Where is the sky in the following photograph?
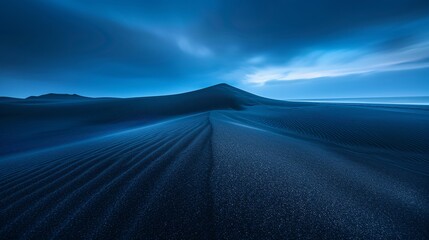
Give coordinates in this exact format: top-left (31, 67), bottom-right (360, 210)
top-left (1, 0), bottom-right (429, 99)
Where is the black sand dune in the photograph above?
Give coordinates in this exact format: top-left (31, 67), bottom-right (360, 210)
top-left (0, 84), bottom-right (428, 239)
top-left (0, 84), bottom-right (279, 156)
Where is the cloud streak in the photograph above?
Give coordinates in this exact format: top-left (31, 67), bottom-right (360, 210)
top-left (244, 40), bottom-right (429, 85)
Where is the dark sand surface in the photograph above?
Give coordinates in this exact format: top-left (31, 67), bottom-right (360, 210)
top-left (0, 84), bottom-right (428, 239)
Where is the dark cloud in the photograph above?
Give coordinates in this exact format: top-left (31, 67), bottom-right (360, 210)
top-left (0, 0), bottom-right (202, 79)
top-left (192, 0), bottom-right (429, 52)
top-left (57, 0), bottom-right (217, 22)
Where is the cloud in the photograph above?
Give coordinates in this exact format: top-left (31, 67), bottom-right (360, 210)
top-left (177, 37), bottom-right (212, 57)
top-left (242, 40), bottom-right (429, 85)
top-left (0, 0), bottom-right (203, 80)
top-left (246, 56), bottom-right (266, 64)
top-left (191, 0), bottom-right (429, 54)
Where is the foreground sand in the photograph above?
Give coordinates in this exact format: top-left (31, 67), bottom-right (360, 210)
top-left (0, 85), bottom-right (428, 239)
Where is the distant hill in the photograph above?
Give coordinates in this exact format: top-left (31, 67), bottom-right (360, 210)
top-left (26, 93), bottom-right (90, 100)
top-left (0, 97), bottom-right (19, 102)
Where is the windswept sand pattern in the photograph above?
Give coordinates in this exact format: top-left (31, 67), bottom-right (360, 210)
top-left (0, 114), bottom-right (216, 239)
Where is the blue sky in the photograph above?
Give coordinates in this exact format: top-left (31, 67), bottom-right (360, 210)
top-left (1, 0), bottom-right (429, 99)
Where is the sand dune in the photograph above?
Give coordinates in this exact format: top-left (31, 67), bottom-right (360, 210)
top-left (0, 84), bottom-right (279, 156)
top-left (0, 85), bottom-right (428, 239)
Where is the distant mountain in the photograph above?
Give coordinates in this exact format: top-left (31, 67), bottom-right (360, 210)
top-left (26, 93), bottom-right (90, 100)
top-left (0, 97), bottom-right (19, 102)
